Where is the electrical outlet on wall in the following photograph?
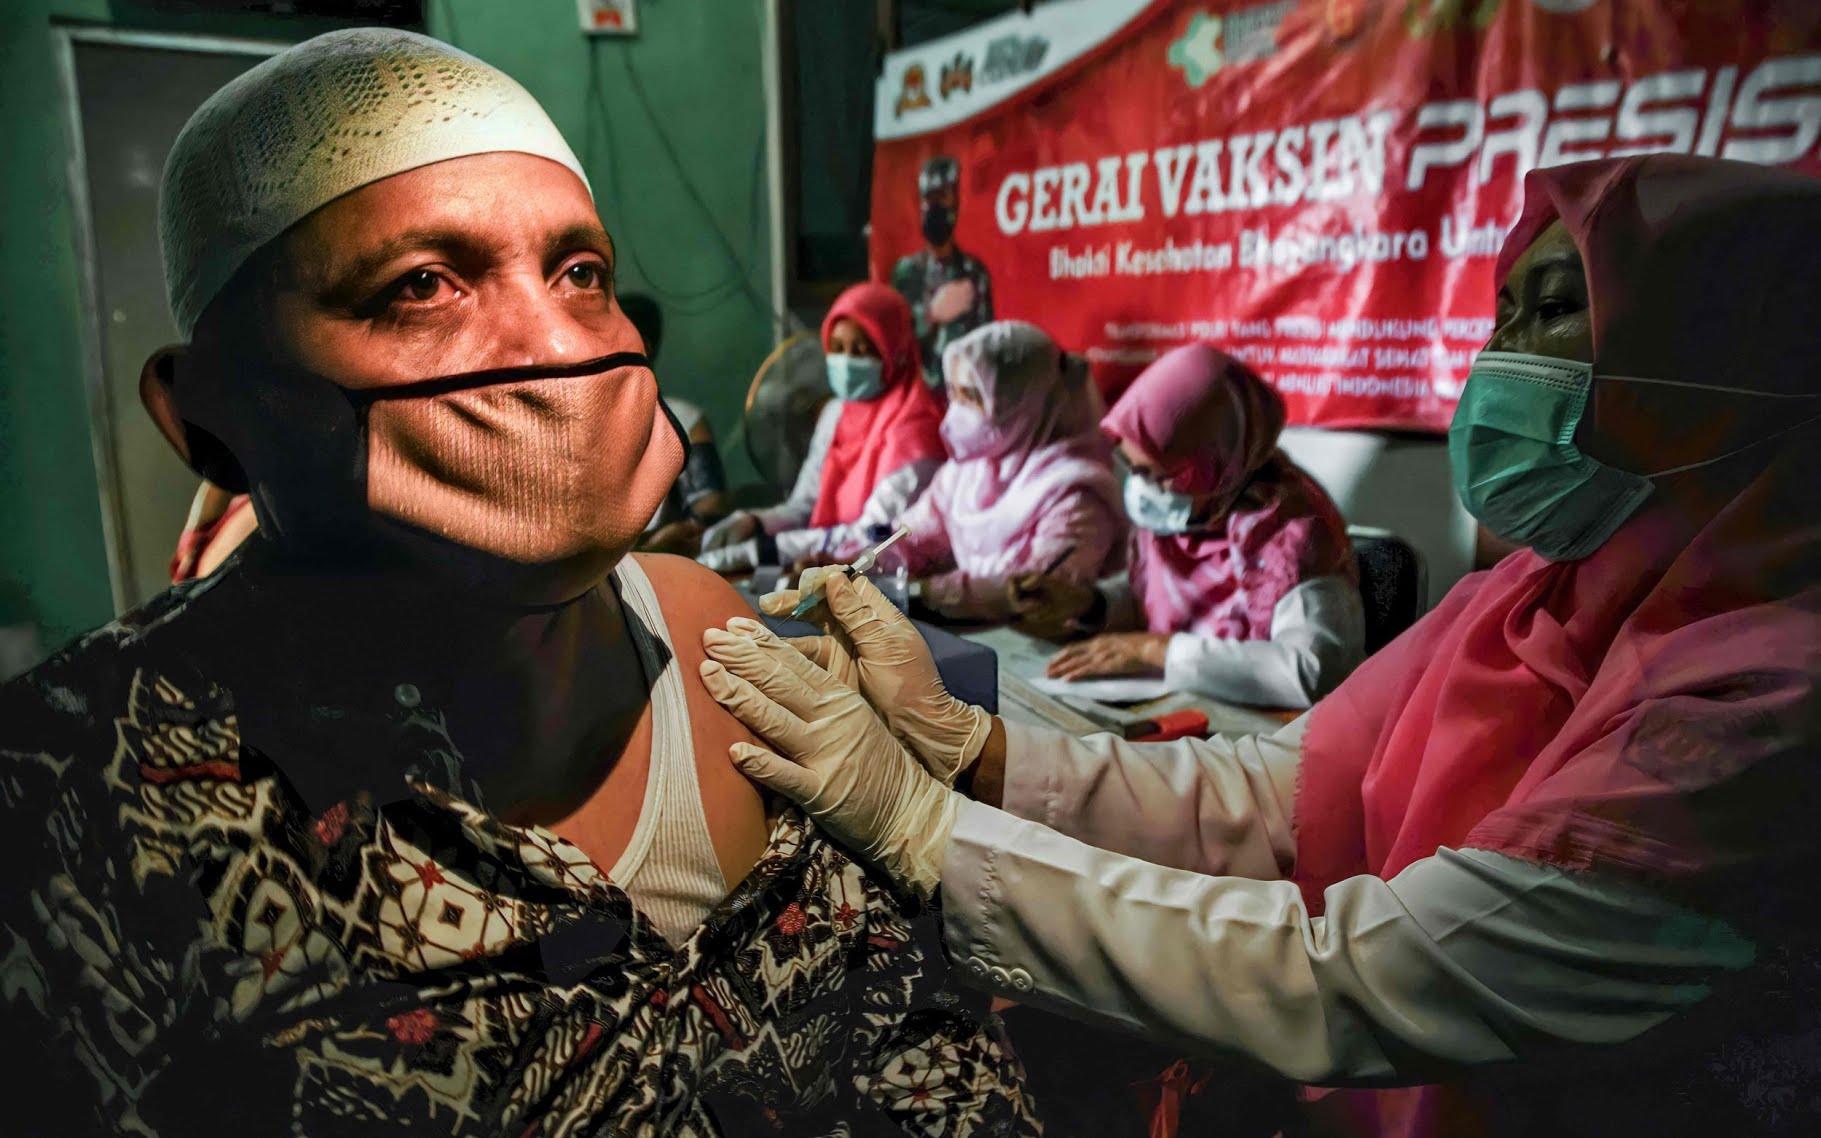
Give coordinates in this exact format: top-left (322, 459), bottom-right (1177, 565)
top-left (578, 0), bottom-right (637, 35)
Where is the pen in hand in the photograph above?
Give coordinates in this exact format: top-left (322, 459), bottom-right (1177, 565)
top-left (1013, 544), bottom-right (1078, 602)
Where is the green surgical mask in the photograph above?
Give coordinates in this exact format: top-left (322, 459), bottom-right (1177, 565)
top-left (1451, 351), bottom-right (1821, 562)
top-left (826, 353), bottom-right (885, 401)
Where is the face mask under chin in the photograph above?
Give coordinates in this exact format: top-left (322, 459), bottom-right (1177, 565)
top-left (224, 351), bottom-right (685, 604)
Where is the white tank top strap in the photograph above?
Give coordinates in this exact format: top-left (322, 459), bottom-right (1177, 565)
top-left (605, 557), bottom-right (727, 946)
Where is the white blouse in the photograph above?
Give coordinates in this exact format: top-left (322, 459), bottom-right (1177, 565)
top-left (702, 401), bottom-right (940, 572)
top-left (1099, 573), bottom-right (1365, 709)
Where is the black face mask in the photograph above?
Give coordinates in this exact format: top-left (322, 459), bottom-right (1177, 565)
top-left (341, 351), bottom-right (650, 409)
top-left (211, 350), bottom-right (687, 569)
top-left (921, 202), bottom-right (958, 247)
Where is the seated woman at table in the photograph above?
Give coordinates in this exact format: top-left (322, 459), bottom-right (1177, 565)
top-left (1011, 343), bottom-right (1363, 709)
top-left (698, 282), bottom-right (945, 574)
top-left (836, 320), bottom-right (1124, 621)
top-left (619, 292), bottom-right (735, 556)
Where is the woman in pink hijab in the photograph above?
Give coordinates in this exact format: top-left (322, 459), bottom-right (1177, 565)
top-left (863, 321), bottom-right (1123, 620)
top-left (1014, 343), bottom-right (1361, 708)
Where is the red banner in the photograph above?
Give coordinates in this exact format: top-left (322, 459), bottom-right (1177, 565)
top-left (871, 0), bottom-right (1821, 432)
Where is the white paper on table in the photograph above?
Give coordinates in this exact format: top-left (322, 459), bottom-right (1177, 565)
top-left (1029, 675), bottom-right (1174, 705)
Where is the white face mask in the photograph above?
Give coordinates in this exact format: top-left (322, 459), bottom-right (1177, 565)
top-left (1123, 472), bottom-right (1196, 534)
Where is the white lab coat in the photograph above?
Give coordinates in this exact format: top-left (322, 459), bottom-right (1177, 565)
top-left (940, 719), bottom-right (1754, 1085)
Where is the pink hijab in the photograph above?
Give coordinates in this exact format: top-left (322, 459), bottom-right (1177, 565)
top-left (811, 283), bottom-right (946, 529)
top-left (1293, 156), bottom-right (1821, 1137)
top-left (1102, 344), bottom-right (1352, 640)
top-left (890, 321), bottom-right (1120, 580)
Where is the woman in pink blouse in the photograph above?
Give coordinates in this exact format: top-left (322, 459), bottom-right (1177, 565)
top-left (867, 321), bottom-right (1124, 621)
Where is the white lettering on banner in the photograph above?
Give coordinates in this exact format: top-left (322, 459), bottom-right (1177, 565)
top-left (1049, 244), bottom-right (1110, 279)
top-left (1609, 70), bottom-right (1704, 156)
top-left (1238, 224), bottom-right (1428, 272)
top-left (1114, 237), bottom-right (1234, 275)
top-left (1029, 167), bottom-right (1060, 232)
top-left (996, 110), bottom-right (1398, 235)
top-left (1443, 317), bottom-right (1496, 341)
top-left (1724, 55), bottom-right (1821, 163)
top-left (1405, 56), bottom-right (1821, 190)
top-left (1327, 317), bottom-right (1442, 340)
top-left (995, 55), bottom-right (1821, 239)
top-left (1539, 80), bottom-right (1622, 169)
top-left (1439, 215), bottom-right (1503, 257)
top-left (995, 172), bottom-right (1030, 233)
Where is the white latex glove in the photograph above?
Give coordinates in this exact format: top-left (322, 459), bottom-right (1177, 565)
top-left (700, 510), bottom-right (759, 553)
top-left (697, 536), bottom-right (760, 575)
top-left (757, 572), bottom-right (991, 784)
top-left (700, 620), bottom-right (957, 898)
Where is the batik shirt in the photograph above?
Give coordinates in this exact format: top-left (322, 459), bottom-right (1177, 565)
top-left (0, 577), bottom-right (1040, 1138)
top-left (890, 248), bottom-right (994, 387)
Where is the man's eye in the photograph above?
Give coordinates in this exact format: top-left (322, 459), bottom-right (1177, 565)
top-left (397, 269), bottom-right (447, 303)
top-left (564, 262), bottom-right (607, 290)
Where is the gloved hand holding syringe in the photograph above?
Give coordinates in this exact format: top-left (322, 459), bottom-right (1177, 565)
top-left (789, 524), bottom-right (912, 620)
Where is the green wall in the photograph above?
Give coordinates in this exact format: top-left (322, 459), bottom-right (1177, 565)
top-left (0, 0), bottom-right (775, 654)
top-left (426, 0), bottom-right (776, 486)
top-left (0, 0), bottom-right (116, 650)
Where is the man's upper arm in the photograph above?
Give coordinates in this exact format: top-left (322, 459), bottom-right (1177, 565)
top-left (634, 555), bottom-right (774, 864)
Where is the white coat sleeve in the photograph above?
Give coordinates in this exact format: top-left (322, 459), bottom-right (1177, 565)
top-left (941, 818), bottom-right (1753, 1086)
top-left (996, 717), bottom-right (1304, 880)
top-left (1161, 575), bottom-right (1366, 709)
top-left (771, 456), bottom-right (942, 566)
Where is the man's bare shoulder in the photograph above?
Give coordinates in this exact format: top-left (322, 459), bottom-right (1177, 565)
top-left (630, 553), bottom-right (752, 630)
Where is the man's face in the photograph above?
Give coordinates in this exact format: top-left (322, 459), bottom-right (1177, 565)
top-left (271, 151), bottom-right (630, 393)
top-left (181, 152), bottom-right (681, 598)
top-left (919, 183), bottom-right (959, 250)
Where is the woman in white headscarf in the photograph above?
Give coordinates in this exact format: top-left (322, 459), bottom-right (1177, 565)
top-left (848, 320), bottom-right (1122, 621)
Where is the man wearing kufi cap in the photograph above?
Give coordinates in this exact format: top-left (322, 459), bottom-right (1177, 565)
top-left (0, 29), bottom-right (1036, 1138)
top-left (890, 154), bottom-right (995, 387)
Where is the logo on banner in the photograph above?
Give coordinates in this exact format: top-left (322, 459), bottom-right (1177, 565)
top-left (1403, 0), bottom-right (1500, 34)
top-left (1327, 0), bottom-right (1369, 41)
top-left (895, 64), bottom-right (933, 117)
top-left (941, 53), bottom-right (975, 99)
top-left (1168, 3), bottom-right (1292, 88)
top-left (982, 34), bottom-right (1049, 84)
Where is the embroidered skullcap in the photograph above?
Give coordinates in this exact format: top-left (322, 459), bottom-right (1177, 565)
top-left (160, 27), bottom-right (589, 337)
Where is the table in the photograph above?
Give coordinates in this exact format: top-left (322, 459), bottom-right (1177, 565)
top-left (731, 574), bottom-right (1292, 740)
top-left (959, 625), bottom-right (1293, 739)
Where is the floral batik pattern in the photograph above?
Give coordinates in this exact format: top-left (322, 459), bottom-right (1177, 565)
top-left (0, 586), bottom-right (1040, 1138)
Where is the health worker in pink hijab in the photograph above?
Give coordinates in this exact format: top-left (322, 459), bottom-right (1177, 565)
top-left (856, 321), bottom-right (1123, 621)
top-left (1014, 343), bottom-right (1362, 709)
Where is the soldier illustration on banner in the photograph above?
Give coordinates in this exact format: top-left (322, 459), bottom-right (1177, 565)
top-left (890, 155), bottom-right (994, 388)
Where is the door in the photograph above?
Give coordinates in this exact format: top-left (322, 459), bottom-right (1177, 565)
top-left (62, 31), bottom-right (282, 609)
